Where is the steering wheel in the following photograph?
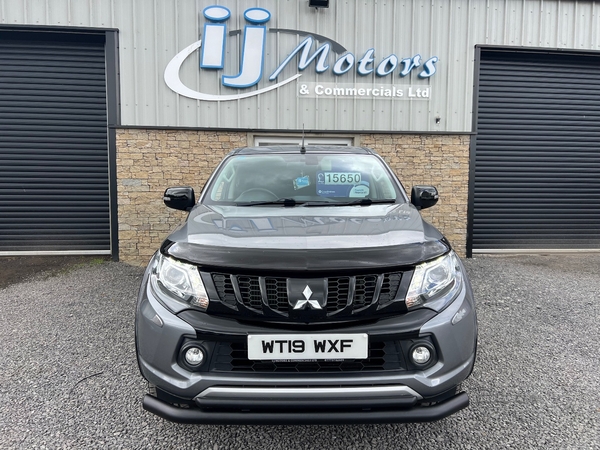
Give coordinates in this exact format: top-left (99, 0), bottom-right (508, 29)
top-left (235, 188), bottom-right (279, 202)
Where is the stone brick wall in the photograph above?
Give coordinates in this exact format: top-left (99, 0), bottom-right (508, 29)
top-left (116, 129), bottom-right (470, 265)
top-left (361, 134), bottom-right (471, 256)
top-left (116, 130), bottom-right (247, 265)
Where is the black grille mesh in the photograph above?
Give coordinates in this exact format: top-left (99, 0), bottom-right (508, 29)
top-left (265, 277), bottom-right (288, 311)
top-left (237, 276), bottom-right (262, 310)
top-left (326, 277), bottom-right (350, 313)
top-left (353, 275), bottom-right (378, 311)
top-left (210, 340), bottom-right (406, 373)
top-left (211, 274), bottom-right (236, 308)
top-left (379, 273), bottom-right (402, 306)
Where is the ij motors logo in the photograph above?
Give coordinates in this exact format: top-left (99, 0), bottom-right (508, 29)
top-left (164, 5), bottom-right (438, 102)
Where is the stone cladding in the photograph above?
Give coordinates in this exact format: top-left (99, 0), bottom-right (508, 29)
top-left (361, 134), bottom-right (470, 257)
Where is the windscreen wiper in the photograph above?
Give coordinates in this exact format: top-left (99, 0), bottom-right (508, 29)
top-left (303, 198), bottom-right (397, 207)
top-left (236, 198), bottom-right (302, 207)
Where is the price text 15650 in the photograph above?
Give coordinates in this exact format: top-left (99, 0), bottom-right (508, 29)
top-left (322, 172), bottom-right (361, 185)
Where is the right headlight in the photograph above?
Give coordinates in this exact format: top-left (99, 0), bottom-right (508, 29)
top-left (149, 253), bottom-right (209, 313)
top-left (405, 251), bottom-right (463, 312)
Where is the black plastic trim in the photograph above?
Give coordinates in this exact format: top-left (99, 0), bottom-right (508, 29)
top-left (177, 307), bottom-right (436, 335)
top-left (164, 240), bottom-right (450, 273)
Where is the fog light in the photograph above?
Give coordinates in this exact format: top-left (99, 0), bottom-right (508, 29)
top-left (411, 346), bottom-right (431, 365)
top-left (184, 347), bottom-right (205, 366)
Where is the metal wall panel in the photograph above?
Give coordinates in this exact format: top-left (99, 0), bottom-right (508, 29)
top-left (471, 48), bottom-right (600, 251)
top-left (2, 0), bottom-right (600, 131)
top-left (0, 31), bottom-right (110, 253)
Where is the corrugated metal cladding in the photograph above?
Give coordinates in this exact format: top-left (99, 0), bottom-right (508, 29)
top-left (0, 31), bottom-right (111, 253)
top-left (4, 0), bottom-right (600, 132)
top-left (471, 48), bottom-right (600, 252)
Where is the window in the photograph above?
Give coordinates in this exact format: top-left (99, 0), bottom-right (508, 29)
top-left (253, 136), bottom-right (353, 146)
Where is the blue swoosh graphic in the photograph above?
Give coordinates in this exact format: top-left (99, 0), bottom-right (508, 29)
top-left (164, 40), bottom-right (301, 101)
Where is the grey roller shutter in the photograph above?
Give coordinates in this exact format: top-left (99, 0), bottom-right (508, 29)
top-left (0, 31), bottom-right (110, 253)
top-left (471, 48), bottom-right (600, 252)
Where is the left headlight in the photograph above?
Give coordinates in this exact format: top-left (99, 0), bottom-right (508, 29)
top-left (405, 251), bottom-right (463, 312)
top-left (149, 253), bottom-right (209, 312)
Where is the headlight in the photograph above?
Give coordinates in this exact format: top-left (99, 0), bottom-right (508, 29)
top-left (405, 251), bottom-right (463, 311)
top-left (150, 253), bottom-right (209, 312)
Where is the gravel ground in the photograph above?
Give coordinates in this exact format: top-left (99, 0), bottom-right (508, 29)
top-left (0, 256), bottom-right (110, 290)
top-left (0, 255), bottom-right (599, 449)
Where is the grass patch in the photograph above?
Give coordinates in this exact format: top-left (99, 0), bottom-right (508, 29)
top-left (44, 256), bottom-right (111, 279)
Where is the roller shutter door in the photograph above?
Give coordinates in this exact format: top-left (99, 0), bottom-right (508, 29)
top-left (471, 48), bottom-right (600, 252)
top-left (0, 31), bottom-right (110, 253)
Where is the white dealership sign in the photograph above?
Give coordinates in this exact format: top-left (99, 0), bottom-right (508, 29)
top-left (165, 4), bottom-right (437, 102)
top-left (298, 82), bottom-right (431, 100)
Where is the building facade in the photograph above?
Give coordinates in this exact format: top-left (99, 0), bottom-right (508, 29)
top-left (1, 0), bottom-right (600, 265)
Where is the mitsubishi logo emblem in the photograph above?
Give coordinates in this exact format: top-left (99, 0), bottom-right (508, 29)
top-left (294, 285), bottom-right (322, 310)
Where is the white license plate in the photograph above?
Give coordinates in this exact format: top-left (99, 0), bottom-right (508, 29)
top-left (247, 333), bottom-right (368, 360)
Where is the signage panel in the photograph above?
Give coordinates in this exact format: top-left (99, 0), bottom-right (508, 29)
top-left (165, 2), bottom-right (437, 103)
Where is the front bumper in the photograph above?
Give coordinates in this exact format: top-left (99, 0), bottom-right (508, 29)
top-left (135, 265), bottom-right (477, 424)
top-left (143, 391), bottom-right (470, 424)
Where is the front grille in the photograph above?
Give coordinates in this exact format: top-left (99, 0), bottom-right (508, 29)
top-left (211, 272), bottom-right (405, 321)
top-left (326, 277), bottom-right (350, 313)
top-left (266, 277), bottom-right (287, 312)
top-left (210, 340), bottom-right (406, 373)
top-left (353, 275), bottom-right (377, 311)
top-left (237, 276), bottom-right (262, 310)
top-left (211, 274), bottom-right (236, 308)
top-left (379, 272), bottom-right (402, 306)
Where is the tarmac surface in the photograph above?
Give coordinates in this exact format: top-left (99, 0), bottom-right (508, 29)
top-left (0, 254), bottom-right (598, 449)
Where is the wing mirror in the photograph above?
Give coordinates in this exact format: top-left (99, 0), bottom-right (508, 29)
top-left (163, 187), bottom-right (196, 211)
top-left (410, 185), bottom-right (439, 210)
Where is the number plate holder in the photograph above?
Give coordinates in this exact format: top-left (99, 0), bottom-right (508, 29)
top-left (247, 333), bottom-right (369, 360)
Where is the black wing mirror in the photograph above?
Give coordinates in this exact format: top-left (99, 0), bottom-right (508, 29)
top-left (163, 187), bottom-right (195, 211)
top-left (411, 185), bottom-right (439, 210)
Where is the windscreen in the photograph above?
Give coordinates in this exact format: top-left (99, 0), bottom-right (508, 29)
top-left (206, 153), bottom-right (403, 204)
